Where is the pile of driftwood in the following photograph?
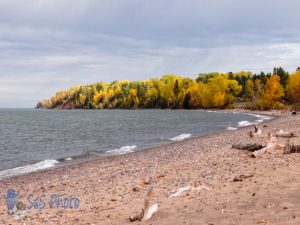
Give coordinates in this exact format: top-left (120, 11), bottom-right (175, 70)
top-left (232, 124), bottom-right (299, 157)
top-left (284, 142), bottom-right (300, 154)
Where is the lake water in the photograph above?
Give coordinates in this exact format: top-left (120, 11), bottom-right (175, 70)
top-left (0, 109), bottom-right (271, 179)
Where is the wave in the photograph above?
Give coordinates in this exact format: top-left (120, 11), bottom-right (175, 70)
top-left (255, 119), bottom-right (263, 123)
top-left (246, 114), bottom-right (271, 124)
top-left (254, 115), bottom-right (271, 120)
top-left (238, 120), bottom-right (253, 127)
top-left (57, 156), bottom-right (73, 162)
top-left (0, 159), bottom-right (59, 180)
top-left (242, 113), bottom-right (271, 120)
top-left (237, 113), bottom-right (272, 128)
top-left (169, 133), bottom-right (191, 141)
top-left (227, 126), bottom-right (237, 130)
top-left (106, 145), bottom-right (137, 155)
top-left (206, 110), bottom-right (228, 114)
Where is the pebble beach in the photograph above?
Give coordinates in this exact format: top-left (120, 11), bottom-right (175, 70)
top-left (0, 110), bottom-right (299, 225)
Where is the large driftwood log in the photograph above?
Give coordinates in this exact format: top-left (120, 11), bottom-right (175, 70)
top-left (275, 130), bottom-right (296, 138)
top-left (233, 133), bottom-right (279, 157)
top-left (232, 143), bottom-right (266, 151)
top-left (251, 133), bottom-right (279, 157)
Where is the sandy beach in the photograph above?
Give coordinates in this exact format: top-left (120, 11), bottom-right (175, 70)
top-left (0, 110), bottom-right (300, 225)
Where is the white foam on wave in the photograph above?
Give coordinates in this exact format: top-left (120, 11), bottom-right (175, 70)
top-left (65, 157), bottom-right (72, 161)
top-left (237, 113), bottom-right (272, 127)
top-left (0, 159), bottom-right (59, 180)
top-left (169, 133), bottom-right (191, 141)
top-left (245, 113), bottom-right (258, 117)
top-left (207, 110), bottom-right (228, 114)
top-left (106, 145), bottom-right (137, 155)
top-left (242, 113), bottom-right (271, 120)
top-left (238, 120), bottom-right (253, 127)
top-left (254, 115), bottom-right (271, 120)
top-left (246, 114), bottom-right (271, 124)
top-left (227, 126), bottom-right (238, 130)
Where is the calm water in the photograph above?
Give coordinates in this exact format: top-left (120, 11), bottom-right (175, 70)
top-left (0, 109), bottom-right (270, 176)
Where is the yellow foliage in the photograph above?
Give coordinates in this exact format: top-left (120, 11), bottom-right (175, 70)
top-left (93, 91), bottom-right (104, 105)
top-left (246, 80), bottom-right (254, 101)
top-left (213, 92), bottom-right (225, 107)
top-left (37, 72), bottom-right (251, 110)
top-left (129, 89), bottom-right (137, 97)
top-left (200, 75), bottom-right (241, 108)
top-left (260, 75), bottom-right (284, 109)
top-left (188, 83), bottom-right (202, 108)
top-left (286, 71), bottom-right (300, 103)
top-left (79, 93), bottom-right (86, 106)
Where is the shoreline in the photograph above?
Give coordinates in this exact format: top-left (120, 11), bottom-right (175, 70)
top-left (0, 109), bottom-right (278, 180)
top-left (1, 110), bottom-right (299, 224)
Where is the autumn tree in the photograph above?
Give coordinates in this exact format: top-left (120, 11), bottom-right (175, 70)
top-left (259, 75), bottom-right (284, 109)
top-left (200, 75), bottom-right (241, 108)
top-left (37, 68), bottom-right (298, 110)
top-left (286, 70), bottom-right (300, 103)
top-left (245, 80), bottom-right (255, 101)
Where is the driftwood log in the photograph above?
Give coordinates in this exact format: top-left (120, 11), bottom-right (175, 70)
top-left (129, 185), bottom-right (158, 222)
top-left (275, 130), bottom-right (296, 138)
top-left (232, 133), bottom-right (278, 157)
top-left (284, 144), bottom-right (300, 154)
top-left (251, 146), bottom-right (271, 158)
top-left (232, 143), bottom-right (266, 152)
top-left (251, 133), bottom-right (279, 157)
top-left (233, 174), bottom-right (254, 182)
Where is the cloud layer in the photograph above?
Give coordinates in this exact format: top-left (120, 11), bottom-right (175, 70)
top-left (0, 0), bottom-right (300, 107)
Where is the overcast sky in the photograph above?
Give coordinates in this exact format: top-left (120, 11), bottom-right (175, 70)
top-left (0, 0), bottom-right (300, 107)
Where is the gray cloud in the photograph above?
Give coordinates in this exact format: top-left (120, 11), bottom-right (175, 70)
top-left (0, 0), bottom-right (300, 107)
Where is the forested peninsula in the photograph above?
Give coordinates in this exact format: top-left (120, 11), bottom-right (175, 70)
top-left (37, 67), bottom-right (300, 110)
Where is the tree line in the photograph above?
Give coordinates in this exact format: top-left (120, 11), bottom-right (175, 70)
top-left (37, 67), bottom-right (300, 110)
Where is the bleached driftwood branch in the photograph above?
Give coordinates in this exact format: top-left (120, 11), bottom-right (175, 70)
top-left (275, 130), bottom-right (296, 138)
top-left (129, 185), bottom-right (159, 222)
top-left (251, 133), bottom-right (279, 157)
top-left (168, 184), bottom-right (209, 198)
top-left (249, 124), bottom-right (262, 138)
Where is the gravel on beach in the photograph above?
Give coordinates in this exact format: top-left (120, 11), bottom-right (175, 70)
top-left (0, 110), bottom-right (299, 225)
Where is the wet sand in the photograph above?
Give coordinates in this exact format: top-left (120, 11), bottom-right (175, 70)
top-left (0, 110), bottom-right (299, 225)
